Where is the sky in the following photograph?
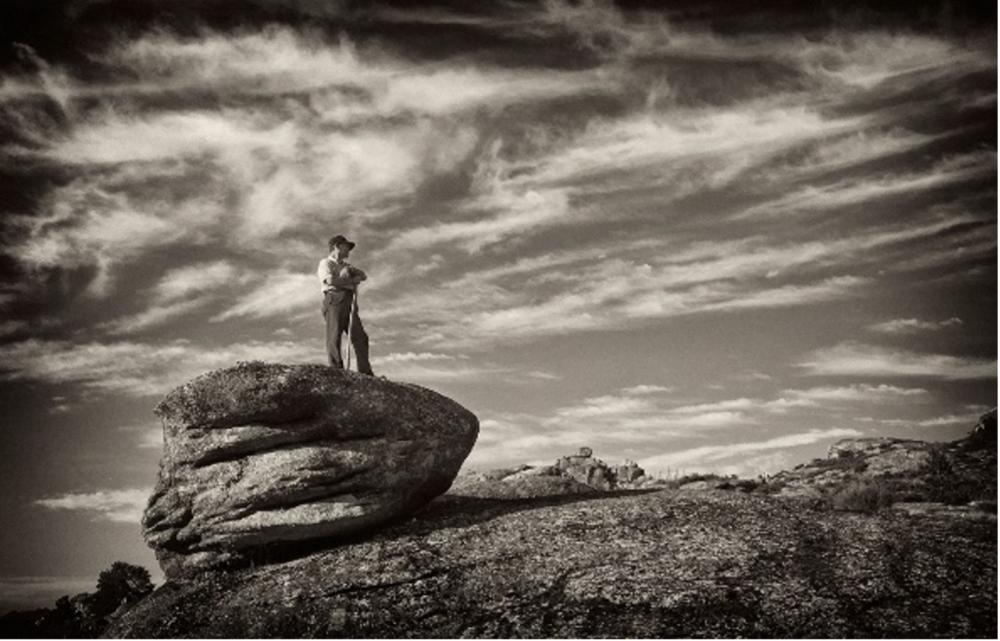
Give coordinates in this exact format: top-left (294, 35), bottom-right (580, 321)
top-left (0, 0), bottom-right (996, 612)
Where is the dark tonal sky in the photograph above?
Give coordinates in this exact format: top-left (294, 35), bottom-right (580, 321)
top-left (0, 0), bottom-right (995, 611)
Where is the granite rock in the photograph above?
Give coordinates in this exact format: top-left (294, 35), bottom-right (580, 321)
top-left (143, 362), bottom-right (478, 577)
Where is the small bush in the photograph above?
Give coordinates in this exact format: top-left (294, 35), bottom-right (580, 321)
top-left (926, 445), bottom-right (954, 478)
top-left (715, 479), bottom-right (760, 492)
top-left (829, 479), bottom-right (895, 513)
top-left (751, 479), bottom-right (788, 495)
top-left (925, 477), bottom-right (985, 505)
top-left (663, 472), bottom-right (732, 489)
top-left (808, 454), bottom-right (868, 474)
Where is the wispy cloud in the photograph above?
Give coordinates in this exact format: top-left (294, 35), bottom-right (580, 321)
top-left (735, 150), bottom-right (996, 219)
top-left (782, 384), bottom-right (929, 402)
top-left (1, 26), bottom-right (615, 301)
top-left (34, 488), bottom-right (150, 523)
top-left (103, 299), bottom-right (210, 336)
top-left (98, 259), bottom-right (245, 335)
top-left (857, 411), bottom-right (987, 428)
top-left (799, 342), bottom-right (996, 380)
top-left (621, 384), bottom-right (673, 395)
top-left (118, 422), bottom-right (165, 450)
top-left (868, 317), bottom-right (964, 334)
top-left (638, 428), bottom-right (864, 472)
top-left (371, 352), bottom-right (507, 383)
top-left (210, 271), bottom-right (317, 322)
top-left (0, 339), bottom-right (322, 396)
top-left (363, 213), bottom-right (977, 349)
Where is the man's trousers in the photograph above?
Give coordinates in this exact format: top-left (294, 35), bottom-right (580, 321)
top-left (322, 290), bottom-right (373, 375)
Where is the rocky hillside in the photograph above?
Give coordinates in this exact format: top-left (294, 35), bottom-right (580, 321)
top-left (45, 360), bottom-right (982, 640)
top-left (105, 485), bottom-right (995, 638)
top-left (100, 404), bottom-right (999, 638)
top-left (750, 408), bottom-right (997, 517)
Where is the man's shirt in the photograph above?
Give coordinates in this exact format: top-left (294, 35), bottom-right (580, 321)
top-left (317, 257), bottom-right (365, 293)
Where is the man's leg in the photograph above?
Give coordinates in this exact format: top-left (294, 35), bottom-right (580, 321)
top-left (349, 311), bottom-right (374, 375)
top-left (324, 296), bottom-right (347, 368)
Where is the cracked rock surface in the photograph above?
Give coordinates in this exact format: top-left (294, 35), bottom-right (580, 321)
top-left (142, 362), bottom-right (479, 578)
top-left (110, 488), bottom-right (995, 638)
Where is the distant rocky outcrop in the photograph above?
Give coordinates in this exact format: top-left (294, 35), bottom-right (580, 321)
top-left (143, 362), bottom-right (478, 578)
top-left (451, 447), bottom-right (665, 498)
top-left (751, 409), bottom-right (997, 519)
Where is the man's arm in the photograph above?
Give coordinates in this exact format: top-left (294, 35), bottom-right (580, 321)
top-left (319, 260), bottom-right (367, 289)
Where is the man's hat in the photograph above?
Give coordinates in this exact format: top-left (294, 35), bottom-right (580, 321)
top-left (328, 234), bottom-right (356, 250)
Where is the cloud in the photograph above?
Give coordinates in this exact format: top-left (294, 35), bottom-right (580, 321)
top-left (500, 104), bottom-right (870, 205)
top-left (104, 27), bottom-right (607, 118)
top-left (734, 150), bottom-right (996, 220)
top-left (373, 351), bottom-right (459, 363)
top-left (118, 422), bottom-right (165, 450)
top-left (667, 397), bottom-right (812, 415)
top-left (621, 384), bottom-right (673, 395)
top-left (100, 260), bottom-right (246, 334)
top-left (210, 271), bottom-right (317, 322)
top-left (556, 394), bottom-right (656, 418)
top-left (369, 352), bottom-right (559, 385)
top-left (858, 411), bottom-right (987, 428)
top-left (0, 338), bottom-right (323, 396)
top-left (152, 261), bottom-right (240, 302)
top-left (799, 342), bottom-right (996, 380)
top-left (6, 185), bottom-right (217, 297)
top-left (781, 384), bottom-right (929, 402)
top-left (548, 387), bottom-right (753, 436)
top-left (868, 317), bottom-right (964, 334)
top-left (370, 213), bottom-right (972, 350)
top-left (663, 384), bottom-right (928, 420)
top-left (2, 25), bottom-right (614, 302)
top-left (34, 488), bottom-right (150, 523)
top-left (447, 272), bottom-right (868, 347)
top-left (382, 186), bottom-right (573, 254)
top-left (137, 428), bottom-right (163, 450)
top-left (638, 428), bottom-right (864, 472)
top-left (793, 31), bottom-right (994, 89)
top-left (0, 337), bottom-right (548, 396)
top-left (372, 357), bottom-right (507, 384)
top-left (101, 298), bottom-right (213, 335)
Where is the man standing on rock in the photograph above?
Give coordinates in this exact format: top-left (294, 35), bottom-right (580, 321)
top-left (318, 235), bottom-right (374, 375)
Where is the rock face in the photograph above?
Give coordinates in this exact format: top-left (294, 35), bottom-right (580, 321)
top-left (142, 362), bottom-right (478, 578)
top-left (827, 436), bottom-right (933, 474)
top-left (106, 490), bottom-right (997, 638)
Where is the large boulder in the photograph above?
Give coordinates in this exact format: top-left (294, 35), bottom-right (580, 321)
top-left (142, 362), bottom-right (478, 577)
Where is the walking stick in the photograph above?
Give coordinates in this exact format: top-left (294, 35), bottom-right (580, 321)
top-left (345, 285), bottom-right (358, 371)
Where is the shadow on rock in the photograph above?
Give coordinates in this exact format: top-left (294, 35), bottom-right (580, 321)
top-left (228, 489), bottom-right (663, 572)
